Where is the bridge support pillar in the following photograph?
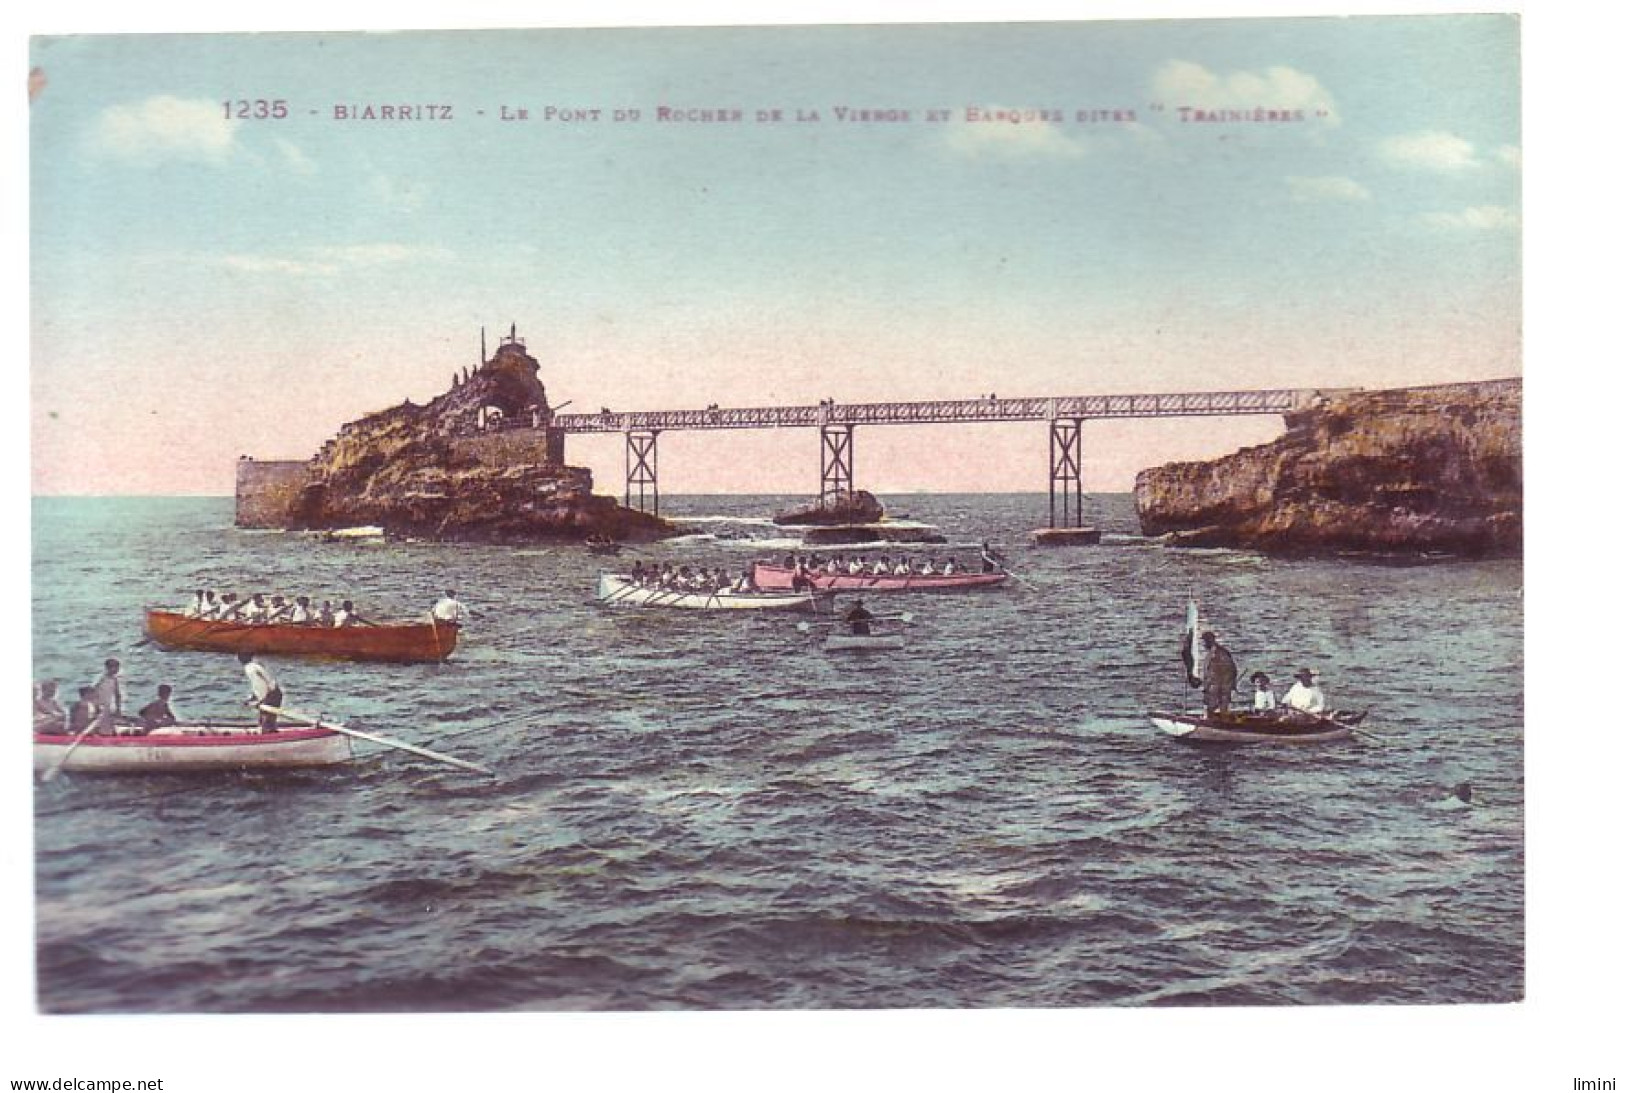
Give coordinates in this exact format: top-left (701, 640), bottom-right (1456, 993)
top-left (1048, 418), bottom-right (1085, 528)
top-left (820, 424), bottom-right (855, 507)
top-left (625, 430), bottom-right (659, 516)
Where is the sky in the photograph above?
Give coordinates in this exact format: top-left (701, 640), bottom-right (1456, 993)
top-left (29, 17), bottom-right (1521, 495)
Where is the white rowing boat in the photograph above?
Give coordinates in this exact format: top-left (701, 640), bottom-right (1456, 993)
top-left (823, 633), bottom-right (906, 652)
top-left (33, 723), bottom-right (353, 774)
top-left (596, 574), bottom-right (820, 612)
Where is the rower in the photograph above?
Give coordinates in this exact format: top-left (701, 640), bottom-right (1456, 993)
top-left (67, 687), bottom-right (100, 736)
top-left (1284, 668), bottom-right (1327, 714)
top-left (843, 598), bottom-right (876, 636)
top-left (431, 589), bottom-right (466, 625)
top-left (138, 684), bottom-right (179, 730)
top-left (824, 556), bottom-right (839, 575)
top-left (239, 652), bottom-right (284, 730)
top-left (185, 589), bottom-right (208, 618)
top-left (942, 558), bottom-right (957, 575)
top-left (892, 557), bottom-right (911, 576)
top-left (213, 593), bottom-right (240, 619)
top-left (979, 541), bottom-right (1002, 573)
top-left (240, 593), bottom-right (269, 623)
top-left (870, 556), bottom-right (889, 576)
top-left (332, 600), bottom-right (363, 627)
top-left (847, 556), bottom-right (864, 576)
top-left (288, 596), bottom-right (313, 624)
top-left (920, 558), bottom-right (937, 576)
top-left (316, 599), bottom-right (336, 626)
top-left (630, 561), bottom-right (647, 585)
top-left (91, 658), bottom-right (123, 734)
top-left (1250, 672), bottom-right (1278, 712)
top-left (33, 681), bottom-right (66, 734)
top-left (266, 595), bottom-right (291, 623)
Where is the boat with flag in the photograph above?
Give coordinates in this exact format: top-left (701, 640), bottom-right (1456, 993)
top-left (1152, 597), bottom-right (1365, 744)
top-left (750, 563), bottom-right (1006, 593)
top-left (597, 574), bottom-right (821, 611)
top-left (143, 610), bottom-right (459, 663)
top-left (33, 724), bottom-right (353, 774)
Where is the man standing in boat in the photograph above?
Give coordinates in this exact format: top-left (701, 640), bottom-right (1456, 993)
top-left (239, 651), bottom-right (284, 730)
top-left (1199, 631), bottom-right (1238, 714)
top-left (844, 598), bottom-right (876, 636)
top-left (431, 589), bottom-right (467, 626)
top-left (91, 658), bottom-right (124, 734)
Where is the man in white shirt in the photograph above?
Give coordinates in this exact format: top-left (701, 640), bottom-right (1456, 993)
top-left (289, 596), bottom-right (313, 624)
top-left (1283, 668), bottom-right (1326, 715)
top-left (431, 590), bottom-right (466, 625)
top-left (239, 651), bottom-right (284, 729)
top-left (240, 594), bottom-right (268, 623)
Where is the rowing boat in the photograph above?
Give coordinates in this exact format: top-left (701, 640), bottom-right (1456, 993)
top-left (1148, 709), bottom-right (1365, 744)
top-left (143, 609), bottom-right (459, 663)
top-left (596, 574), bottom-right (820, 612)
top-left (751, 563), bottom-right (1007, 592)
top-left (33, 724), bottom-right (353, 774)
top-left (823, 633), bottom-right (906, 652)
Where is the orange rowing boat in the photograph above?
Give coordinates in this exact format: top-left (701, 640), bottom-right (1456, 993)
top-left (143, 610), bottom-right (459, 663)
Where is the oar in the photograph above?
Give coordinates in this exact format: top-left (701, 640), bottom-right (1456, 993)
top-left (262, 705), bottom-right (494, 776)
top-left (40, 720), bottom-right (103, 783)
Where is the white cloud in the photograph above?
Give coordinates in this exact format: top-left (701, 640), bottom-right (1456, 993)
top-left (90, 95), bottom-right (238, 164)
top-left (219, 243), bottom-right (449, 277)
top-left (1496, 144), bottom-right (1522, 170)
top-left (275, 138), bottom-right (318, 176)
top-left (943, 109), bottom-right (1085, 160)
top-left (1379, 130), bottom-right (1480, 171)
top-left (1424, 205), bottom-right (1519, 232)
top-left (1152, 60), bottom-right (1338, 123)
top-left (1286, 175), bottom-right (1372, 203)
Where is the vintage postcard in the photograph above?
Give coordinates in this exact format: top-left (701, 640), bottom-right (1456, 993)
top-left (22, 10), bottom-right (1538, 1089)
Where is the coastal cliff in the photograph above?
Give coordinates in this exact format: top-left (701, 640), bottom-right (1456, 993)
top-left (1134, 380), bottom-right (1521, 556)
top-left (244, 333), bottom-right (670, 542)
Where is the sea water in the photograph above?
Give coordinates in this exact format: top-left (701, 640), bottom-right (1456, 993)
top-left (30, 494), bottom-right (1523, 1011)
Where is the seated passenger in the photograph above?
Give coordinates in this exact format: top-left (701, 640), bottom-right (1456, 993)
top-left (33, 680), bottom-right (66, 734)
top-left (1283, 669), bottom-right (1326, 714)
top-left (67, 687), bottom-right (100, 736)
top-left (1250, 672), bottom-right (1278, 712)
top-left (139, 684), bottom-right (180, 730)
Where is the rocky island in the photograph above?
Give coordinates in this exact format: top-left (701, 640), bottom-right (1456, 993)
top-left (235, 329), bottom-right (671, 542)
top-left (1134, 379), bottom-right (1521, 557)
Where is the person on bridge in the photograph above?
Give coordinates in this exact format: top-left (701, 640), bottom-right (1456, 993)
top-left (844, 599), bottom-right (875, 636)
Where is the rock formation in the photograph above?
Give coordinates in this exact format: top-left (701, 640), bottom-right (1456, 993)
top-left (774, 489), bottom-right (886, 526)
top-left (1134, 380), bottom-right (1521, 556)
top-left (266, 334), bottom-right (671, 542)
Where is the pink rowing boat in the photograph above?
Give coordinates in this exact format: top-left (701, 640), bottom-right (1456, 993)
top-left (750, 562), bottom-right (1008, 592)
top-left (33, 724), bottom-right (353, 774)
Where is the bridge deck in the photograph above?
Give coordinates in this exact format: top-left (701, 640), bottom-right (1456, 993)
top-left (554, 387), bottom-right (1340, 434)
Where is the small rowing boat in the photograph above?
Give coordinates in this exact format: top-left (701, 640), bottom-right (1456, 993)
top-left (1148, 709), bottom-right (1366, 744)
top-left (585, 536), bottom-right (623, 555)
top-left (33, 724), bottom-right (353, 774)
top-left (144, 610), bottom-right (459, 663)
top-left (823, 633), bottom-right (906, 653)
top-left (751, 563), bottom-right (1007, 593)
top-left (596, 574), bottom-right (820, 612)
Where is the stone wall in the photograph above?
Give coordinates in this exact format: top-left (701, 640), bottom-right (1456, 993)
top-left (449, 426), bottom-right (567, 469)
top-left (235, 459), bottom-right (310, 528)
